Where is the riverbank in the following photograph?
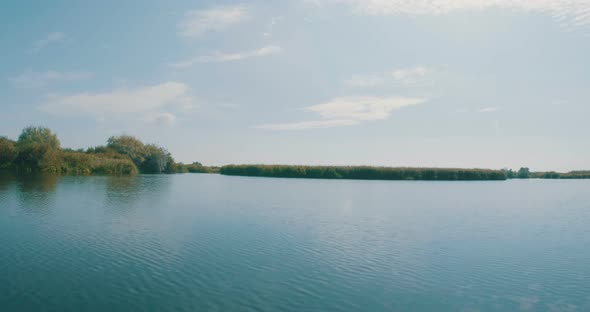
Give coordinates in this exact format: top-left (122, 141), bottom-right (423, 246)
top-left (2, 127), bottom-right (587, 180)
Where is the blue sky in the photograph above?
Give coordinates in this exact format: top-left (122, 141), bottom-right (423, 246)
top-left (1, 0), bottom-right (589, 171)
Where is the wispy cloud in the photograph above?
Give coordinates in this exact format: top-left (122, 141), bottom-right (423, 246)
top-left (392, 66), bottom-right (431, 84)
top-left (178, 5), bottom-right (248, 38)
top-left (256, 96), bottom-right (424, 130)
top-left (172, 45), bottom-right (282, 68)
top-left (478, 107), bottom-right (498, 113)
top-left (31, 32), bottom-right (67, 52)
top-left (346, 66), bottom-right (433, 88)
top-left (10, 70), bottom-right (92, 88)
top-left (40, 82), bottom-right (193, 125)
top-left (316, 0), bottom-right (590, 29)
top-left (308, 96), bottom-right (424, 120)
top-left (256, 119), bottom-right (359, 130)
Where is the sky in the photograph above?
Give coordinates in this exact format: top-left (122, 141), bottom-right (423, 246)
top-left (1, 0), bottom-right (589, 171)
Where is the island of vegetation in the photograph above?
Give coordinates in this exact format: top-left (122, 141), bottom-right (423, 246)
top-left (219, 165), bottom-right (508, 181)
top-left (1, 126), bottom-right (588, 180)
top-left (219, 166), bottom-right (590, 181)
top-left (501, 167), bottom-right (590, 180)
top-left (0, 126), bottom-right (214, 175)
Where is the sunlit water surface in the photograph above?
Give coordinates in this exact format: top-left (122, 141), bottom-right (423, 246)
top-left (1, 173), bottom-right (589, 311)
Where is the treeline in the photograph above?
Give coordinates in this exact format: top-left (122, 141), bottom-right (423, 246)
top-left (0, 127), bottom-right (203, 176)
top-left (184, 162), bottom-right (220, 174)
top-left (533, 171), bottom-right (590, 179)
top-left (220, 165), bottom-right (508, 181)
top-left (503, 167), bottom-right (590, 179)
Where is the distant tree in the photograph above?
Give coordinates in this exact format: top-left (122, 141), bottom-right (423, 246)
top-left (0, 137), bottom-right (18, 168)
top-left (15, 127), bottom-right (61, 172)
top-left (502, 168), bottom-right (516, 179)
top-left (141, 145), bottom-right (175, 174)
top-left (107, 136), bottom-right (176, 174)
top-left (107, 136), bottom-right (147, 167)
top-left (542, 171), bottom-right (561, 179)
top-left (517, 167), bottom-right (530, 179)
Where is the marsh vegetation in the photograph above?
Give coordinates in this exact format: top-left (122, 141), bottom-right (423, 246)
top-left (220, 165), bottom-right (508, 181)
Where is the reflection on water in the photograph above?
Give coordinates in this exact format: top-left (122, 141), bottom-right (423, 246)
top-left (0, 173), bottom-right (172, 216)
top-left (0, 171), bottom-right (16, 192)
top-left (1, 174), bottom-right (590, 311)
top-left (104, 175), bottom-right (172, 214)
top-left (11, 174), bottom-right (61, 214)
top-left (17, 174), bottom-right (60, 193)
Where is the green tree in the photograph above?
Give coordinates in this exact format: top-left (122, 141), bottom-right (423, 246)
top-left (106, 136), bottom-right (176, 174)
top-left (517, 167), bottom-right (530, 179)
top-left (141, 145), bottom-right (175, 174)
top-left (0, 137), bottom-right (18, 168)
top-left (502, 168), bottom-right (516, 179)
top-left (15, 127), bottom-right (62, 172)
top-left (107, 135), bottom-right (147, 167)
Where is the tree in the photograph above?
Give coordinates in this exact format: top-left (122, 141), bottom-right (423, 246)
top-left (141, 145), bottom-right (174, 174)
top-left (15, 127), bottom-right (61, 172)
top-left (107, 136), bottom-right (176, 174)
top-left (502, 168), bottom-right (516, 179)
top-left (517, 167), bottom-right (530, 179)
top-left (0, 137), bottom-right (18, 168)
top-left (542, 171), bottom-right (560, 179)
top-left (107, 135), bottom-right (147, 167)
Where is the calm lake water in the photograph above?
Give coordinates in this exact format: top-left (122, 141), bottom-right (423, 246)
top-left (1, 173), bottom-right (589, 311)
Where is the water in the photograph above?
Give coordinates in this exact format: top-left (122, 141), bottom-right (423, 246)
top-left (1, 173), bottom-right (589, 311)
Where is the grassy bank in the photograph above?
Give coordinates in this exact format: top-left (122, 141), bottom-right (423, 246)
top-left (531, 171), bottom-right (590, 179)
top-left (60, 151), bottom-right (138, 175)
top-left (184, 163), bottom-right (220, 174)
top-left (220, 165), bottom-right (508, 181)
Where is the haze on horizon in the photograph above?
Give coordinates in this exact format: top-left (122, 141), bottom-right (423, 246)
top-left (1, 0), bottom-right (589, 172)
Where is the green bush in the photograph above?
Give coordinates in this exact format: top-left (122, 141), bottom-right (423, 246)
top-left (107, 136), bottom-right (176, 174)
top-left (15, 127), bottom-right (62, 172)
top-left (0, 137), bottom-right (18, 168)
top-left (185, 162), bottom-right (218, 173)
top-left (560, 171), bottom-right (590, 179)
top-left (61, 151), bottom-right (138, 175)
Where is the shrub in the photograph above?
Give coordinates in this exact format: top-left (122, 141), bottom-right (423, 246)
top-left (0, 137), bottom-right (18, 168)
top-left (61, 151), bottom-right (138, 175)
top-left (15, 127), bottom-right (62, 172)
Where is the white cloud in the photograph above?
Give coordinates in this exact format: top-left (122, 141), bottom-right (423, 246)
top-left (392, 66), bottom-right (431, 84)
top-left (346, 66), bottom-right (433, 88)
top-left (255, 119), bottom-right (359, 130)
top-left (32, 32), bottom-right (67, 52)
top-left (478, 107), bottom-right (498, 113)
top-left (317, 0), bottom-right (590, 28)
top-left (41, 82), bottom-right (192, 120)
top-left (256, 96), bottom-right (424, 130)
top-left (178, 5), bottom-right (248, 38)
top-left (10, 70), bottom-right (92, 88)
top-left (308, 96), bottom-right (424, 120)
top-left (172, 45), bottom-right (282, 68)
